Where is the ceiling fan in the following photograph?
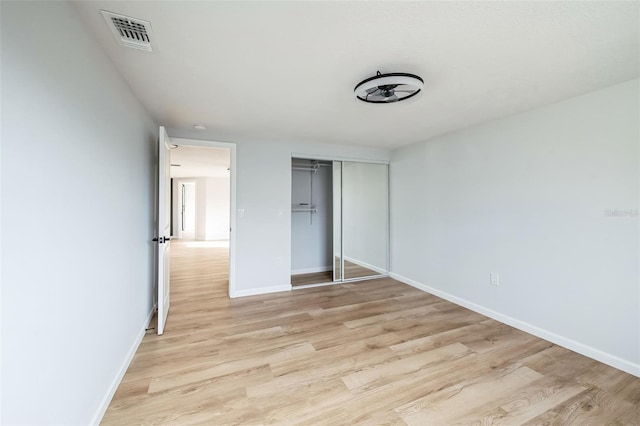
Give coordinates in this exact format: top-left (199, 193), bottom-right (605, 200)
top-left (354, 71), bottom-right (424, 104)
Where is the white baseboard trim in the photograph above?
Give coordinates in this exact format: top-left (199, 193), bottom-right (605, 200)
top-left (291, 266), bottom-right (332, 275)
top-left (91, 307), bottom-right (155, 425)
top-left (390, 272), bottom-right (640, 378)
top-left (230, 285), bottom-right (292, 299)
top-left (344, 256), bottom-right (388, 276)
top-left (204, 236), bottom-right (230, 242)
top-left (292, 281), bottom-right (337, 290)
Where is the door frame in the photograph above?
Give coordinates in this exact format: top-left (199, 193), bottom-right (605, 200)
top-left (172, 179), bottom-right (197, 240)
top-left (171, 137), bottom-right (237, 298)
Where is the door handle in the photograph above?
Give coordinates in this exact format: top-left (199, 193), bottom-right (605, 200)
top-left (153, 236), bottom-right (172, 243)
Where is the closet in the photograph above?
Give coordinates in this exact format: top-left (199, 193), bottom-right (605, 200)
top-left (291, 159), bottom-right (333, 285)
top-left (291, 157), bottom-right (389, 287)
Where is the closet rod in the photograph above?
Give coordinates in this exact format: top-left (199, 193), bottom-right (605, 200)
top-left (291, 163), bottom-right (331, 170)
top-left (292, 165), bottom-right (319, 172)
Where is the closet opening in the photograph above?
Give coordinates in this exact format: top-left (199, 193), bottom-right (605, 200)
top-left (291, 158), bottom-right (334, 287)
top-left (290, 157), bottom-right (390, 288)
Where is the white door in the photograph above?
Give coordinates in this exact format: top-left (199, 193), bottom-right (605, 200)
top-left (157, 126), bottom-right (172, 335)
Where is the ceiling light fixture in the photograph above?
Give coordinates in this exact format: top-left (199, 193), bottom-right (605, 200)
top-left (193, 125), bottom-right (207, 130)
top-left (354, 71), bottom-right (423, 103)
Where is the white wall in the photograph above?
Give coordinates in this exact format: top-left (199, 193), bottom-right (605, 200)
top-left (233, 141), bottom-right (389, 296)
top-left (194, 177), bottom-right (207, 240)
top-left (167, 130), bottom-right (390, 296)
top-left (291, 163), bottom-right (333, 273)
top-left (183, 181), bottom-right (197, 236)
top-left (1, 2), bottom-right (157, 424)
top-left (172, 177), bottom-right (230, 241)
top-left (171, 178), bottom-right (180, 237)
top-left (390, 79), bottom-right (639, 376)
top-left (204, 176), bottom-right (230, 240)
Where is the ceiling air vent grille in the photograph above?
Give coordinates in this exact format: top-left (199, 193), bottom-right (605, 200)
top-left (101, 10), bottom-right (154, 52)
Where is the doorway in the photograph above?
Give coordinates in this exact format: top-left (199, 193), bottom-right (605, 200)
top-left (168, 139), bottom-right (237, 297)
top-left (291, 159), bottom-right (334, 286)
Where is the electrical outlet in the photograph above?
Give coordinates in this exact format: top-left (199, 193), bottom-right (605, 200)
top-left (490, 272), bottom-right (500, 287)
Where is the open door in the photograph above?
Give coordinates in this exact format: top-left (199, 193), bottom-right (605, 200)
top-left (156, 126), bottom-right (172, 335)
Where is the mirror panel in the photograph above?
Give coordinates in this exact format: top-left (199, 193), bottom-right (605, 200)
top-left (332, 161), bottom-right (343, 282)
top-left (342, 162), bottom-right (389, 279)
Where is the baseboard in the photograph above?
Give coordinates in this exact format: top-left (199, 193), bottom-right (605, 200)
top-left (344, 256), bottom-right (388, 275)
top-left (204, 236), bottom-right (230, 242)
top-left (291, 266), bottom-right (332, 275)
top-left (229, 285), bottom-right (292, 298)
top-left (292, 281), bottom-right (337, 290)
top-left (90, 308), bottom-right (155, 425)
top-left (389, 272), bottom-right (640, 378)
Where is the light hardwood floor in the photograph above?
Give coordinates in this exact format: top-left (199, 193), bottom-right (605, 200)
top-left (343, 259), bottom-right (380, 280)
top-left (290, 260), bottom-right (380, 287)
top-left (102, 240), bottom-right (640, 425)
top-left (291, 270), bottom-right (333, 287)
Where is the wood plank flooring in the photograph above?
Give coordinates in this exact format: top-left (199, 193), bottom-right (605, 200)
top-left (102, 240), bottom-right (640, 425)
top-left (291, 270), bottom-right (332, 287)
top-left (343, 259), bottom-right (380, 279)
top-left (291, 260), bottom-right (381, 286)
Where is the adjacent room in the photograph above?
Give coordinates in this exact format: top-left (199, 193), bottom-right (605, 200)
top-left (169, 145), bottom-right (231, 242)
top-left (1, 1), bottom-right (638, 425)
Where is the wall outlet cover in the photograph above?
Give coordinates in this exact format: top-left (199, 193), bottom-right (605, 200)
top-left (490, 272), bottom-right (500, 286)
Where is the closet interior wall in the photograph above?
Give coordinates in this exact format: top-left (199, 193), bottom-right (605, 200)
top-left (291, 159), bottom-right (333, 275)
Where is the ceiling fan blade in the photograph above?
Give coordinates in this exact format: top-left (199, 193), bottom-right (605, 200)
top-left (365, 94), bottom-right (385, 102)
top-left (365, 89), bottom-right (382, 100)
top-left (365, 87), bottom-right (379, 94)
top-left (380, 84), bottom-right (399, 90)
top-left (386, 95), bottom-right (399, 102)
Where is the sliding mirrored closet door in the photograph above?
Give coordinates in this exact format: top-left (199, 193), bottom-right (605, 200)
top-left (291, 157), bottom-right (388, 287)
top-left (335, 161), bottom-right (389, 280)
top-left (332, 161), bottom-right (343, 282)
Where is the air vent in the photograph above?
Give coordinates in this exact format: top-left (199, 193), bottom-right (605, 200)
top-left (101, 10), bottom-right (154, 52)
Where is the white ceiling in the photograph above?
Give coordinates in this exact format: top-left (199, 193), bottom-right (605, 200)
top-left (75, 1), bottom-right (639, 149)
top-left (170, 145), bottom-right (230, 178)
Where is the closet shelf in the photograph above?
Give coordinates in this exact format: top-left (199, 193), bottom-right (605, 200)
top-left (292, 204), bottom-right (317, 213)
